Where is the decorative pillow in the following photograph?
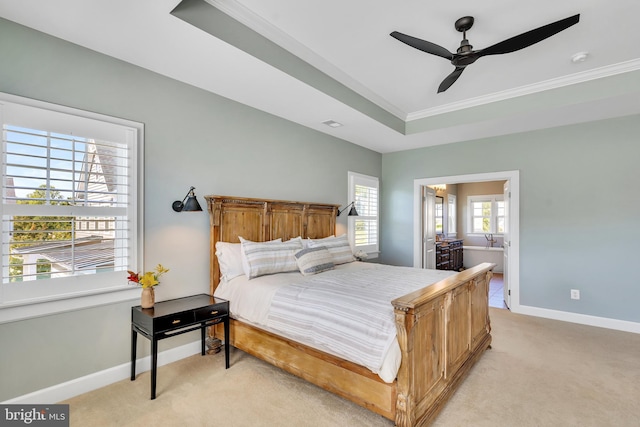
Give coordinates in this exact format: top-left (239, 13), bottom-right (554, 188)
top-left (294, 246), bottom-right (335, 276)
top-left (215, 242), bottom-right (244, 281)
top-left (237, 237), bottom-right (282, 277)
top-left (240, 237), bottom-right (303, 279)
top-left (308, 234), bottom-right (355, 265)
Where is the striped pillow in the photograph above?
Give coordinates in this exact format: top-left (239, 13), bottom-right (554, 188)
top-left (240, 237), bottom-right (303, 279)
top-left (294, 246), bottom-right (335, 276)
top-left (308, 234), bottom-right (355, 265)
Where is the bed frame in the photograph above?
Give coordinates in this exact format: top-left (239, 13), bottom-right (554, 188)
top-left (206, 195), bottom-right (494, 426)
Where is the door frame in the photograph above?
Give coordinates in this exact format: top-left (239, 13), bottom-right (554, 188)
top-left (413, 170), bottom-right (520, 311)
top-left (422, 186), bottom-right (436, 269)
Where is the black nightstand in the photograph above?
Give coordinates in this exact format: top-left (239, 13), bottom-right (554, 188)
top-left (130, 294), bottom-right (230, 399)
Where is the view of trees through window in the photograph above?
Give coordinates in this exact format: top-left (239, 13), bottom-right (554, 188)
top-left (9, 187), bottom-right (73, 281)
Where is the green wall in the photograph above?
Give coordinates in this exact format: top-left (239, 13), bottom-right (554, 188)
top-left (380, 115), bottom-right (640, 322)
top-left (0, 18), bottom-right (381, 401)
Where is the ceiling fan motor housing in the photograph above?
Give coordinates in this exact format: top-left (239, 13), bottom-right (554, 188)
top-left (454, 17), bottom-right (477, 66)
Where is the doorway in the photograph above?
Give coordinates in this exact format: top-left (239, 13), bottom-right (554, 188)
top-left (413, 171), bottom-right (520, 311)
top-left (489, 273), bottom-right (507, 309)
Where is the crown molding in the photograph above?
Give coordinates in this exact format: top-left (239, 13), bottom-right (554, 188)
top-left (405, 58), bottom-right (640, 122)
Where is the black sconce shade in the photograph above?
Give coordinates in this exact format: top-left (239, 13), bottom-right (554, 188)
top-left (337, 201), bottom-right (359, 217)
top-left (172, 186), bottom-right (203, 212)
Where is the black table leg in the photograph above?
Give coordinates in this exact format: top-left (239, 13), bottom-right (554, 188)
top-left (151, 338), bottom-right (158, 399)
top-left (201, 326), bottom-right (206, 356)
top-left (130, 328), bottom-right (137, 380)
top-left (224, 317), bottom-right (230, 369)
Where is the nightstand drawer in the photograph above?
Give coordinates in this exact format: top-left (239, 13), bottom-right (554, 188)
top-left (195, 305), bottom-right (228, 322)
top-left (155, 312), bottom-right (195, 332)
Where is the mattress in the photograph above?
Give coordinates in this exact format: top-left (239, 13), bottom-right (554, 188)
top-left (214, 261), bottom-right (456, 382)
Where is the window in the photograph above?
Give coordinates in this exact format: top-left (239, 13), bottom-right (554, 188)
top-left (1, 93), bottom-right (142, 311)
top-left (348, 172), bottom-right (379, 258)
top-left (468, 195), bottom-right (504, 234)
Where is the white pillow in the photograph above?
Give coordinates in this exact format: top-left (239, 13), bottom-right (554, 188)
top-left (308, 234), bottom-right (355, 265)
top-left (295, 246), bottom-right (335, 276)
top-left (240, 237), bottom-right (302, 279)
top-left (215, 242), bottom-right (244, 281)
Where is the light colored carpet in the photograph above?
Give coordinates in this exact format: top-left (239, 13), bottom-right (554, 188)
top-left (63, 308), bottom-right (640, 426)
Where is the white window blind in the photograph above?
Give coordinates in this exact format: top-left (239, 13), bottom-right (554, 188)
top-left (348, 172), bottom-right (379, 257)
top-left (1, 94), bottom-right (141, 307)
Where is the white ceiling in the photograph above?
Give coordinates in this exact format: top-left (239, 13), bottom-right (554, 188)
top-left (1, 0), bottom-right (639, 153)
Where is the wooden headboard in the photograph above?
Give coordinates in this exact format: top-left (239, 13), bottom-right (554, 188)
top-left (205, 195), bottom-right (340, 295)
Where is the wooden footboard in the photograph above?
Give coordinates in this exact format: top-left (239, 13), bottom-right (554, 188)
top-left (392, 262), bottom-right (494, 426)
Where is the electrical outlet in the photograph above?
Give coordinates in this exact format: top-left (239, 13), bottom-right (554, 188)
top-left (570, 289), bottom-right (580, 300)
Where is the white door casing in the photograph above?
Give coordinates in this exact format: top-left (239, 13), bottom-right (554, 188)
top-left (423, 186), bottom-right (436, 269)
top-left (503, 180), bottom-right (511, 309)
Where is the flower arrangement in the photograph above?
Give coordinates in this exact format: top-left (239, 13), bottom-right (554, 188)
top-left (128, 264), bottom-right (169, 288)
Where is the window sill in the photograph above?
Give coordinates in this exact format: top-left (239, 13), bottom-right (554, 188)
top-left (356, 251), bottom-right (379, 261)
top-left (0, 286), bottom-right (141, 324)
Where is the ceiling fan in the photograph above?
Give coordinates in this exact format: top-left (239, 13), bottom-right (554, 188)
top-left (390, 14), bottom-right (580, 93)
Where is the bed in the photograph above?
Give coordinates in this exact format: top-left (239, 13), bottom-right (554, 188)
top-left (206, 195), bottom-right (494, 426)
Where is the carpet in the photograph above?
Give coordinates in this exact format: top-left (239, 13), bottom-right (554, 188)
top-left (63, 308), bottom-right (640, 426)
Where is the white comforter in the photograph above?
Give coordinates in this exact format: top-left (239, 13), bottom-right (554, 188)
top-left (214, 262), bottom-right (456, 382)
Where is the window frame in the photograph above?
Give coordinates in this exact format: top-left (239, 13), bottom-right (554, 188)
top-left (467, 194), bottom-right (504, 236)
top-left (347, 171), bottom-right (379, 258)
top-left (0, 93), bottom-right (143, 323)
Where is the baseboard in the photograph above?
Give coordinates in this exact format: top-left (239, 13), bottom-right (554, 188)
top-left (513, 305), bottom-right (640, 334)
top-left (3, 340), bottom-right (201, 404)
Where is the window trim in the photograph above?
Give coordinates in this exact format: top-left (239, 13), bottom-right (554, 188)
top-left (467, 194), bottom-right (504, 236)
top-left (0, 93), bottom-right (144, 323)
top-left (347, 171), bottom-right (379, 258)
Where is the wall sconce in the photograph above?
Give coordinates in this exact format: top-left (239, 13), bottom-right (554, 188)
top-left (172, 186), bottom-right (203, 212)
top-left (337, 201), bottom-right (359, 217)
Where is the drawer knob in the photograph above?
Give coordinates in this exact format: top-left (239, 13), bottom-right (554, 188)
top-left (172, 319), bottom-right (181, 325)
top-left (211, 310), bottom-right (219, 315)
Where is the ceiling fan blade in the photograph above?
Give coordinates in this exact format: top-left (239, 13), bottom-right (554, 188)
top-left (478, 14), bottom-right (580, 57)
top-left (390, 31), bottom-right (454, 60)
top-left (438, 67), bottom-right (465, 93)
